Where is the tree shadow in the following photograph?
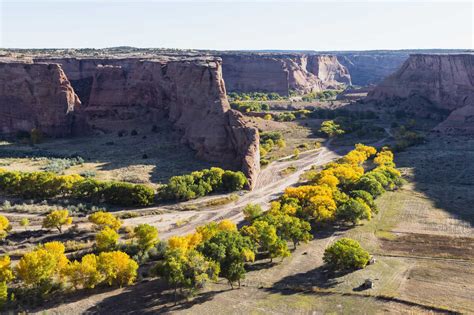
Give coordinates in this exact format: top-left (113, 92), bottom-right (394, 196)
top-left (82, 279), bottom-right (229, 314)
top-left (0, 121), bottom-right (220, 185)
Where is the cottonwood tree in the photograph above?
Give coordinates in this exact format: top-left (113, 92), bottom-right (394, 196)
top-left (198, 230), bottom-right (255, 288)
top-left (42, 210), bottom-right (72, 233)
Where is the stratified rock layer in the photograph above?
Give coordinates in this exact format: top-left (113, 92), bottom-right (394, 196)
top-left (367, 54), bottom-right (474, 134)
top-left (221, 53), bottom-right (351, 95)
top-left (1, 57), bottom-right (260, 187)
top-left (0, 61), bottom-right (81, 136)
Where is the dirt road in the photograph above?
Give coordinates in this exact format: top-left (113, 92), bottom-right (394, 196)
top-left (124, 144), bottom-right (342, 239)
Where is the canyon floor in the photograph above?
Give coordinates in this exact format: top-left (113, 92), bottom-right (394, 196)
top-left (1, 101), bottom-right (473, 314)
top-left (26, 135), bottom-right (474, 314)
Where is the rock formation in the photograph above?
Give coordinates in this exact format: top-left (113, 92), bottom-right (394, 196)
top-left (220, 53), bottom-right (351, 95)
top-left (0, 56), bottom-right (260, 187)
top-left (336, 53), bottom-right (409, 86)
top-left (0, 61), bottom-right (82, 136)
top-left (367, 54), bottom-right (474, 134)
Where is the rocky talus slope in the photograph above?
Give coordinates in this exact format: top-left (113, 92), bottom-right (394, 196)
top-left (367, 54), bottom-right (474, 134)
top-left (221, 53), bottom-right (351, 95)
top-left (0, 56), bottom-right (260, 187)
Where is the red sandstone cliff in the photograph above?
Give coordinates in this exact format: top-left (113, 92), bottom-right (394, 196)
top-left (367, 54), bottom-right (474, 134)
top-left (12, 56), bottom-right (260, 186)
top-left (0, 61), bottom-right (81, 136)
top-left (221, 53), bottom-right (351, 95)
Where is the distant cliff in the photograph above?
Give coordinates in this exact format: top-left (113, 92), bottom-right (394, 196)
top-left (367, 54), bottom-right (474, 134)
top-left (0, 57), bottom-right (260, 187)
top-left (221, 53), bottom-right (351, 95)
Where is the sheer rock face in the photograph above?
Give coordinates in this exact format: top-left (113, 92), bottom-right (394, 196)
top-left (0, 61), bottom-right (82, 136)
top-left (22, 57), bottom-right (261, 186)
top-left (337, 53), bottom-right (409, 86)
top-left (367, 54), bottom-right (474, 134)
top-left (221, 53), bottom-right (351, 95)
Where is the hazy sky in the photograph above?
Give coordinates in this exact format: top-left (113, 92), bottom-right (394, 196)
top-left (1, 0), bottom-right (472, 50)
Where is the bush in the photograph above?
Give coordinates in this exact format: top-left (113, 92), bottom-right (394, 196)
top-left (274, 112), bottom-right (296, 122)
top-left (222, 171), bottom-right (247, 191)
top-left (0, 169), bottom-right (154, 207)
top-left (96, 227), bottom-right (119, 251)
top-left (323, 238), bottom-right (370, 271)
top-left (159, 167), bottom-right (246, 202)
top-left (243, 204), bottom-right (263, 222)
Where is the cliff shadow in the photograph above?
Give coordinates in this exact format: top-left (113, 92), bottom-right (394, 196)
top-left (394, 134), bottom-right (474, 227)
top-left (0, 121), bottom-right (219, 185)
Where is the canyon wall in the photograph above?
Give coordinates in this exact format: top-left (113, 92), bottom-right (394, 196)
top-left (221, 53), bottom-right (351, 95)
top-left (336, 53), bottom-right (408, 86)
top-left (367, 54), bottom-right (474, 134)
top-left (0, 61), bottom-right (82, 136)
top-left (0, 57), bottom-right (260, 187)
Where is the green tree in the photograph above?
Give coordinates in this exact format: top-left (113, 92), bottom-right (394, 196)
top-left (320, 120), bottom-right (345, 138)
top-left (198, 230), bottom-right (255, 288)
top-left (242, 203), bottom-right (263, 222)
top-left (222, 171), bottom-right (247, 191)
top-left (323, 238), bottom-right (370, 271)
top-left (134, 224), bottom-right (159, 252)
top-left (261, 214), bottom-right (312, 249)
top-left (20, 217), bottom-right (30, 230)
top-left (154, 248), bottom-right (219, 301)
top-left (336, 198), bottom-right (372, 225)
top-left (241, 220), bottom-right (290, 262)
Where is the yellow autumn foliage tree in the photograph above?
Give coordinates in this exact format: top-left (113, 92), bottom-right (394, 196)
top-left (42, 209), bottom-right (73, 233)
top-left (0, 216), bottom-right (11, 240)
top-left (15, 242), bottom-right (69, 287)
top-left (88, 211), bottom-right (122, 231)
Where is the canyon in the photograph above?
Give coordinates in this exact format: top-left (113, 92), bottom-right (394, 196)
top-left (0, 56), bottom-right (260, 187)
top-left (220, 53), bottom-right (351, 95)
top-left (367, 53), bottom-right (474, 134)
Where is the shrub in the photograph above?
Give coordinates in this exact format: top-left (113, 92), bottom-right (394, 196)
top-left (320, 120), bottom-right (345, 138)
top-left (222, 171), bottom-right (247, 191)
top-left (274, 112), bottom-right (296, 122)
top-left (159, 168), bottom-right (245, 202)
top-left (97, 251), bottom-right (138, 287)
top-left (0, 169), bottom-right (154, 207)
top-left (243, 204), bottom-right (263, 222)
top-left (96, 227), bottom-right (119, 251)
top-left (323, 238), bottom-right (370, 271)
top-left (88, 211), bottom-right (122, 231)
top-left (0, 216), bottom-right (11, 240)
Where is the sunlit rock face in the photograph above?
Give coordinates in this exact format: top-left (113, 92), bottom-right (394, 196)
top-left (221, 53), bottom-right (351, 96)
top-left (0, 56), bottom-right (260, 186)
top-left (367, 54), bottom-right (474, 134)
